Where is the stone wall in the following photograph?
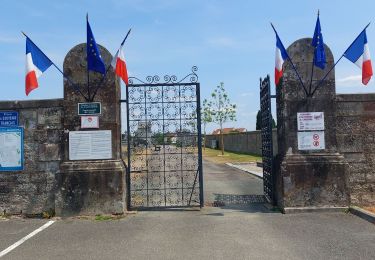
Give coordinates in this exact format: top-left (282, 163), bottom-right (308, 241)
top-left (0, 99), bottom-right (63, 215)
top-left (204, 129), bottom-right (277, 156)
top-left (336, 94), bottom-right (375, 207)
top-left (0, 42), bottom-right (126, 217)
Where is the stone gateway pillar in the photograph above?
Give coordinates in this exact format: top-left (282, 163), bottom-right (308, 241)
top-left (275, 38), bottom-right (349, 212)
top-left (55, 43), bottom-right (126, 216)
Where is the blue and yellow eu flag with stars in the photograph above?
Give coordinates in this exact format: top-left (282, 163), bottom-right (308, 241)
top-left (87, 17), bottom-right (106, 74)
top-left (311, 14), bottom-right (326, 70)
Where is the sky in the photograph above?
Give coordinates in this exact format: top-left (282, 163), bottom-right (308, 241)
top-left (1, 0), bottom-right (375, 133)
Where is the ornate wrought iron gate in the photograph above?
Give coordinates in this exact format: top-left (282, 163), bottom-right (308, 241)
top-left (260, 75), bottom-right (275, 204)
top-left (125, 67), bottom-right (203, 209)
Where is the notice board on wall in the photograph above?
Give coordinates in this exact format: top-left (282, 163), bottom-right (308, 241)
top-left (297, 131), bottom-right (325, 150)
top-left (0, 127), bottom-right (23, 171)
top-left (69, 130), bottom-right (112, 160)
top-left (297, 112), bottom-right (325, 151)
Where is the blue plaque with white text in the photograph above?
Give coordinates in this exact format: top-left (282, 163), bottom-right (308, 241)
top-left (0, 111), bottom-right (19, 127)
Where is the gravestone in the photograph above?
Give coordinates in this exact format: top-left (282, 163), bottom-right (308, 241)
top-left (55, 43), bottom-right (126, 216)
top-left (275, 38), bottom-right (349, 212)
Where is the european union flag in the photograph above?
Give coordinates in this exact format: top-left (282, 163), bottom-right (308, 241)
top-left (87, 18), bottom-right (105, 74)
top-left (311, 15), bottom-right (326, 70)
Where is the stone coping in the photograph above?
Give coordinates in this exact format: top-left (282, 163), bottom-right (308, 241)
top-left (0, 99), bottom-right (63, 109)
top-left (336, 93), bottom-right (375, 102)
top-left (225, 162), bottom-right (263, 179)
top-left (349, 206), bottom-right (375, 224)
top-left (60, 160), bottom-right (126, 172)
top-left (283, 206), bottom-right (348, 214)
top-left (284, 206), bottom-right (375, 224)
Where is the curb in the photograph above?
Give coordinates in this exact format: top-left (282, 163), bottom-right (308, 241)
top-left (225, 163), bottom-right (263, 179)
top-left (349, 206), bottom-right (375, 224)
top-left (282, 206), bottom-right (348, 214)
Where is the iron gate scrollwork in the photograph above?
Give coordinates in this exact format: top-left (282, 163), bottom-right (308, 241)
top-left (125, 66), bottom-right (203, 209)
top-left (260, 75), bottom-right (275, 204)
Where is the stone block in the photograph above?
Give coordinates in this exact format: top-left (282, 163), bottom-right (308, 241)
top-left (336, 102), bottom-right (363, 116)
top-left (19, 110), bottom-right (37, 130)
top-left (347, 163), bottom-right (367, 184)
top-left (279, 153), bottom-right (349, 208)
top-left (337, 134), bottom-right (363, 153)
top-left (38, 161), bottom-right (60, 172)
top-left (39, 144), bottom-right (61, 161)
top-left (335, 116), bottom-right (362, 135)
top-left (33, 130), bottom-right (48, 143)
top-left (361, 193), bottom-right (375, 206)
top-left (362, 117), bottom-right (375, 132)
top-left (38, 107), bottom-right (63, 126)
top-left (47, 129), bottom-right (62, 143)
top-left (365, 172), bottom-right (375, 183)
top-left (0, 185), bottom-right (12, 194)
top-left (342, 152), bottom-right (366, 163)
top-left (56, 160), bottom-right (126, 216)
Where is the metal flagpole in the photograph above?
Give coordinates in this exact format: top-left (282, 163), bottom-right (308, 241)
top-left (90, 28), bottom-right (132, 102)
top-left (271, 23), bottom-right (308, 96)
top-left (22, 32), bottom-right (89, 101)
top-left (308, 56), bottom-right (316, 96)
top-left (86, 14), bottom-right (91, 101)
top-left (308, 10), bottom-right (319, 96)
top-left (311, 22), bottom-right (371, 97)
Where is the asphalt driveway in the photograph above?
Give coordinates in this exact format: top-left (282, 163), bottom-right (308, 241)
top-left (0, 160), bottom-right (374, 260)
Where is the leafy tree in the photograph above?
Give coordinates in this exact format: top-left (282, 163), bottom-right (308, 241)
top-left (202, 99), bottom-right (213, 150)
top-left (151, 132), bottom-right (164, 145)
top-left (256, 110), bottom-right (262, 130)
top-left (205, 82), bottom-right (236, 155)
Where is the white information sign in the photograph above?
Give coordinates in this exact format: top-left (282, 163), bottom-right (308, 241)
top-left (81, 116), bottom-right (99, 129)
top-left (69, 130), bottom-right (112, 160)
top-left (0, 127), bottom-right (23, 171)
top-left (298, 131), bottom-right (325, 150)
top-left (297, 112), bottom-right (324, 131)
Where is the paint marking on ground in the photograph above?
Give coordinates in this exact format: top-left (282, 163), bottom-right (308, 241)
top-left (0, 220), bottom-right (55, 258)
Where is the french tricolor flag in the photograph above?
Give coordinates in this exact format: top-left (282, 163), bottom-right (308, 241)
top-left (111, 44), bottom-right (129, 85)
top-left (25, 37), bottom-right (52, 95)
top-left (344, 29), bottom-right (373, 85)
top-left (275, 33), bottom-right (289, 86)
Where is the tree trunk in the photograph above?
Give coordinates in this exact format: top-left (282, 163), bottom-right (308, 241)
top-left (220, 123), bottom-right (224, 155)
top-left (203, 124), bottom-right (206, 150)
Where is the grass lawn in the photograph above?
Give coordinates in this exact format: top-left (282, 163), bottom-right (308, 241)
top-left (203, 147), bottom-right (261, 164)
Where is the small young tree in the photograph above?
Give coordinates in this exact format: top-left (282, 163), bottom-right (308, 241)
top-left (202, 99), bottom-right (213, 150)
top-left (206, 82), bottom-right (236, 155)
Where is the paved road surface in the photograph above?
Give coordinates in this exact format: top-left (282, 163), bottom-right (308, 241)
top-left (1, 161), bottom-right (374, 259)
top-left (204, 160), bottom-right (263, 205)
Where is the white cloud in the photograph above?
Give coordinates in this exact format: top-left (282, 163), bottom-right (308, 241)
top-left (336, 74), bottom-right (374, 88)
top-left (0, 35), bottom-right (19, 43)
top-left (337, 75), bottom-right (361, 83)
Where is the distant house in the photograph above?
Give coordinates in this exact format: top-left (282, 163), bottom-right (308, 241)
top-left (133, 121), bottom-right (152, 146)
top-left (164, 132), bottom-right (177, 144)
top-left (176, 129), bottom-right (196, 147)
top-left (211, 127), bottom-right (246, 135)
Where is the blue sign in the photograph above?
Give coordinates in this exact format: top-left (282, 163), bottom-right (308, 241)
top-left (0, 127), bottom-right (24, 171)
top-left (0, 111), bottom-right (18, 127)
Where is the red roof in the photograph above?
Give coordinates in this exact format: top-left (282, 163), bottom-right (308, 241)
top-left (211, 127), bottom-right (246, 135)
